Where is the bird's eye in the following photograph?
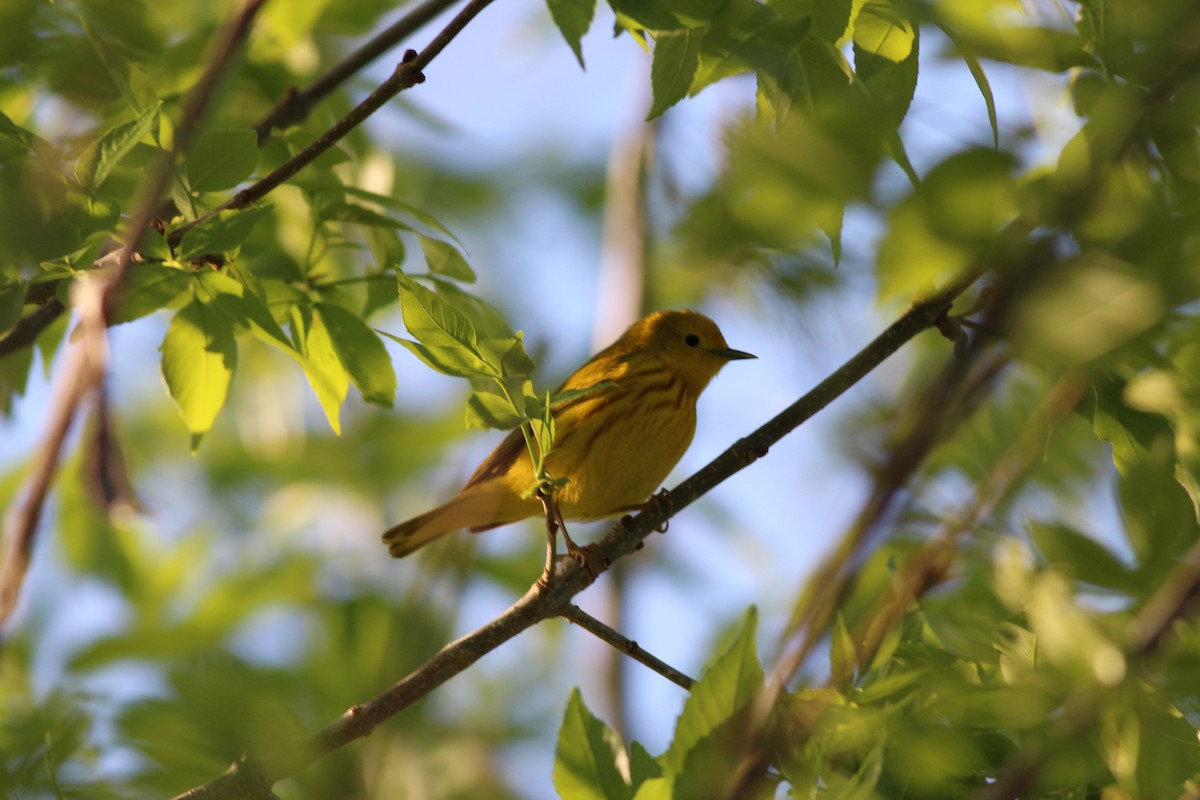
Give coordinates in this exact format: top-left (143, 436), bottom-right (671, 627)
top-left (684, 334), bottom-right (700, 347)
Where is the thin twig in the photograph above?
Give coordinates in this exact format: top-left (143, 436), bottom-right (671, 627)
top-left (0, 0), bottom-right (269, 628)
top-left (537, 487), bottom-right (560, 589)
top-left (0, 298), bottom-right (64, 361)
top-left (169, 0), bottom-right (498, 248)
top-left (169, 269), bottom-right (977, 799)
top-left (562, 604), bottom-right (695, 690)
top-left (252, 0), bottom-right (462, 141)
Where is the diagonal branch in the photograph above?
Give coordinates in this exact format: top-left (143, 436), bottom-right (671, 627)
top-left (169, 0), bottom-right (498, 248)
top-left (562, 603), bottom-right (695, 690)
top-left (168, 272), bottom-right (977, 800)
top-left (252, 0), bottom-right (462, 141)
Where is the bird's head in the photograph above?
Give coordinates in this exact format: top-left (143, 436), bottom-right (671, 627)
top-left (623, 309), bottom-right (756, 394)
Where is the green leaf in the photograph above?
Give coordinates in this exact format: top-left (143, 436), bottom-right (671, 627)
top-left (323, 202), bottom-right (411, 230)
top-left (316, 302), bottom-right (396, 406)
top-left (159, 299), bottom-right (237, 436)
top-left (177, 205), bottom-right (272, 261)
top-left (108, 263), bottom-right (193, 325)
top-left (546, 0), bottom-right (595, 67)
top-left (1089, 375), bottom-right (1172, 475)
top-left (465, 390), bottom-right (525, 430)
top-left (962, 52), bottom-right (999, 149)
top-left (628, 741), bottom-right (662, 791)
top-left (0, 280), bottom-right (26, 336)
top-left (1030, 522), bottom-right (1135, 592)
top-left (342, 187), bottom-right (464, 245)
top-left (293, 306), bottom-right (349, 434)
top-left (0, 109), bottom-right (41, 164)
top-left (197, 271), bottom-right (295, 354)
top-left (429, 279), bottom-right (514, 339)
top-left (855, 10), bottom-right (919, 128)
top-left (378, 331), bottom-right (490, 379)
top-left (630, 778), bottom-right (672, 800)
top-left (830, 612), bottom-right (857, 689)
top-left (665, 607), bottom-right (763, 774)
top-left (396, 274), bottom-right (482, 357)
top-left (553, 688), bottom-right (631, 800)
top-left (648, 29), bottom-right (701, 120)
top-left (74, 102), bottom-right (162, 191)
top-left (186, 130), bottom-right (258, 192)
top-left (419, 236), bottom-right (476, 282)
top-left (852, 1), bottom-right (914, 63)
top-left (811, 0), bottom-right (860, 42)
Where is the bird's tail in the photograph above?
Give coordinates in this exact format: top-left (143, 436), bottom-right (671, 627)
top-left (382, 494), bottom-right (496, 558)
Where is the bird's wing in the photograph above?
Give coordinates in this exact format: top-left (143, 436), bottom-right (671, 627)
top-left (462, 425), bottom-right (526, 490)
top-left (461, 354), bottom-right (628, 492)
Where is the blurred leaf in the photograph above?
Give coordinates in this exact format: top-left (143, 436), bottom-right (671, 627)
top-left (812, 0), bottom-right (860, 42)
top-left (961, 51), bottom-right (999, 148)
top-left (553, 688), bottom-right (631, 800)
top-left (0, 280), bottom-right (25, 335)
top-left (186, 130), bottom-right (258, 192)
top-left (160, 298), bottom-right (237, 436)
top-left (855, 7), bottom-right (918, 128)
top-left (322, 201), bottom-right (411, 230)
top-left (628, 740), bottom-right (662, 790)
top-left (1089, 374), bottom-right (1174, 474)
top-left (419, 235), bottom-right (476, 282)
top-left (665, 607), bottom-right (763, 774)
top-left (74, 102), bottom-right (161, 191)
top-left (316, 302), bottom-right (396, 406)
top-left (648, 29), bottom-right (700, 119)
top-left (109, 262), bottom-right (193, 324)
top-left (1029, 522), bottom-right (1135, 592)
top-left (547, 0), bottom-right (595, 67)
top-left (830, 612), bottom-right (857, 689)
top-left (177, 204), bottom-right (273, 261)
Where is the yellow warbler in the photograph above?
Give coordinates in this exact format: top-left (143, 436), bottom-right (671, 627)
top-left (383, 309), bottom-right (754, 558)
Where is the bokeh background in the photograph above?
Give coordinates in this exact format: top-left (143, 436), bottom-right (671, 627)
top-left (4, 0), bottom-right (1187, 797)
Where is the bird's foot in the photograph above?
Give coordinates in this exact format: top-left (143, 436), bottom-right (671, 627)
top-left (647, 488), bottom-right (673, 533)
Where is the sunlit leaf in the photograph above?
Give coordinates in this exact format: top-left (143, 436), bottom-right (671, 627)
top-left (553, 688), bottom-right (631, 800)
top-left (159, 299), bottom-right (236, 436)
top-left (665, 607), bottom-right (763, 773)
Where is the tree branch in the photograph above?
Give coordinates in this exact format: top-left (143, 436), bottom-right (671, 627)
top-left (251, 0), bottom-right (462, 141)
top-left (561, 603), bottom-right (695, 691)
top-left (0, 297), bottom-right (64, 361)
top-left (0, 0), bottom-right (269, 628)
top-left (169, 271), bottom-right (976, 799)
top-left (170, 0), bottom-right (498, 248)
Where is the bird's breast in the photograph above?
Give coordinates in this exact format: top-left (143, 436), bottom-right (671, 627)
top-left (546, 375), bottom-right (698, 520)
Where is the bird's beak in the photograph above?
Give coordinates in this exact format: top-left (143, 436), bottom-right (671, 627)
top-left (715, 347), bottom-right (756, 361)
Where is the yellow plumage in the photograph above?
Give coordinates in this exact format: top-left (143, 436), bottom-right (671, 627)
top-left (383, 309), bottom-right (754, 558)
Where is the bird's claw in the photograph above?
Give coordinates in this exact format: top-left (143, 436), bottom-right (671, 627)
top-left (649, 488), bottom-right (673, 533)
top-left (567, 542), bottom-right (607, 578)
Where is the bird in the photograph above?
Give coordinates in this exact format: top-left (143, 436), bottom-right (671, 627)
top-left (382, 309), bottom-right (755, 559)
